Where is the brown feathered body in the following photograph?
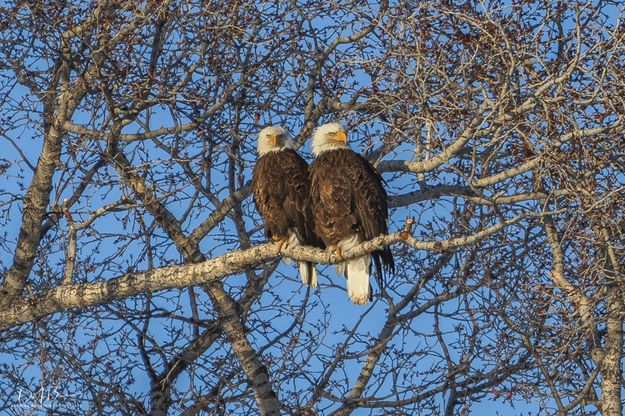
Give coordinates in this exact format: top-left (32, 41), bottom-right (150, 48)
top-left (309, 148), bottom-right (394, 298)
top-left (252, 148), bottom-right (320, 285)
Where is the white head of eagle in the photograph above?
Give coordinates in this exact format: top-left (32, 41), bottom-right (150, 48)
top-left (311, 122), bottom-right (349, 157)
top-left (257, 125), bottom-right (294, 156)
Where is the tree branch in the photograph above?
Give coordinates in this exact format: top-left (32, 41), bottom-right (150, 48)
top-left (0, 210), bottom-right (535, 331)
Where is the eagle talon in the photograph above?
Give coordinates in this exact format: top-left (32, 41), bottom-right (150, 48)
top-left (331, 246), bottom-right (344, 261)
top-left (272, 236), bottom-right (288, 254)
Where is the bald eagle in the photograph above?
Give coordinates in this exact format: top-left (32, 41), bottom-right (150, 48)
top-left (252, 126), bottom-right (319, 287)
top-left (309, 122), bottom-right (394, 304)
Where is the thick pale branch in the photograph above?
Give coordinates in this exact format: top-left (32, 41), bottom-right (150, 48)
top-left (378, 107), bottom-right (487, 174)
top-left (541, 197), bottom-right (594, 333)
top-left (473, 122), bottom-right (621, 187)
top-left (1, 92), bottom-right (77, 301)
top-left (0, 8), bottom-right (129, 302)
top-left (64, 119), bottom-right (204, 142)
top-left (0, 212), bottom-right (532, 330)
top-left (1, 123), bottom-right (64, 300)
top-left (390, 186), bottom-right (570, 208)
top-left (379, 122), bottom-right (620, 182)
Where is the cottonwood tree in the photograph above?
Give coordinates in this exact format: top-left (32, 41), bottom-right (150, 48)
top-left (0, 1), bottom-right (623, 415)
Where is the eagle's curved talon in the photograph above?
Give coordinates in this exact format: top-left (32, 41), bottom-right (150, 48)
top-left (332, 246), bottom-right (344, 261)
top-left (272, 235), bottom-right (288, 254)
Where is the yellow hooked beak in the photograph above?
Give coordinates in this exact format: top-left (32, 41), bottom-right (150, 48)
top-left (271, 135), bottom-right (278, 147)
top-left (334, 131), bottom-right (347, 144)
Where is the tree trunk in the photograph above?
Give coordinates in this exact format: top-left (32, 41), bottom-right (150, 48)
top-left (600, 289), bottom-right (623, 416)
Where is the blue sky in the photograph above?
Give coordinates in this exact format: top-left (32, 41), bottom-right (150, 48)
top-left (1, 1), bottom-right (623, 414)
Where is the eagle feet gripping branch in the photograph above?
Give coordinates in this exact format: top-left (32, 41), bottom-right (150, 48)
top-left (272, 235), bottom-right (289, 254)
top-left (329, 245), bottom-right (344, 261)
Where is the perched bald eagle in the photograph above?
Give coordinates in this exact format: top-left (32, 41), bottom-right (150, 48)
top-left (309, 122), bottom-right (394, 304)
top-left (252, 126), bottom-right (319, 287)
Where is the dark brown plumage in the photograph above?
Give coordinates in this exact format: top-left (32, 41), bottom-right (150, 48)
top-left (309, 148), bottom-right (394, 292)
top-left (253, 149), bottom-right (315, 241)
top-left (252, 147), bottom-right (321, 285)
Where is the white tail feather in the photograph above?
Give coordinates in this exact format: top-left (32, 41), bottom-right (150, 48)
top-left (335, 234), bottom-right (371, 305)
top-left (335, 261), bottom-right (347, 277)
top-left (346, 256), bottom-right (371, 305)
top-left (287, 230), bottom-right (318, 287)
top-left (299, 261), bottom-right (318, 288)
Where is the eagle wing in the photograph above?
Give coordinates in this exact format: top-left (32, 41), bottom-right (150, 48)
top-left (252, 152), bottom-right (288, 239)
top-left (281, 149), bottom-right (320, 247)
top-left (252, 149), bottom-right (319, 247)
top-left (351, 153), bottom-right (395, 285)
top-left (310, 152), bottom-right (358, 246)
top-left (350, 153), bottom-right (388, 240)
